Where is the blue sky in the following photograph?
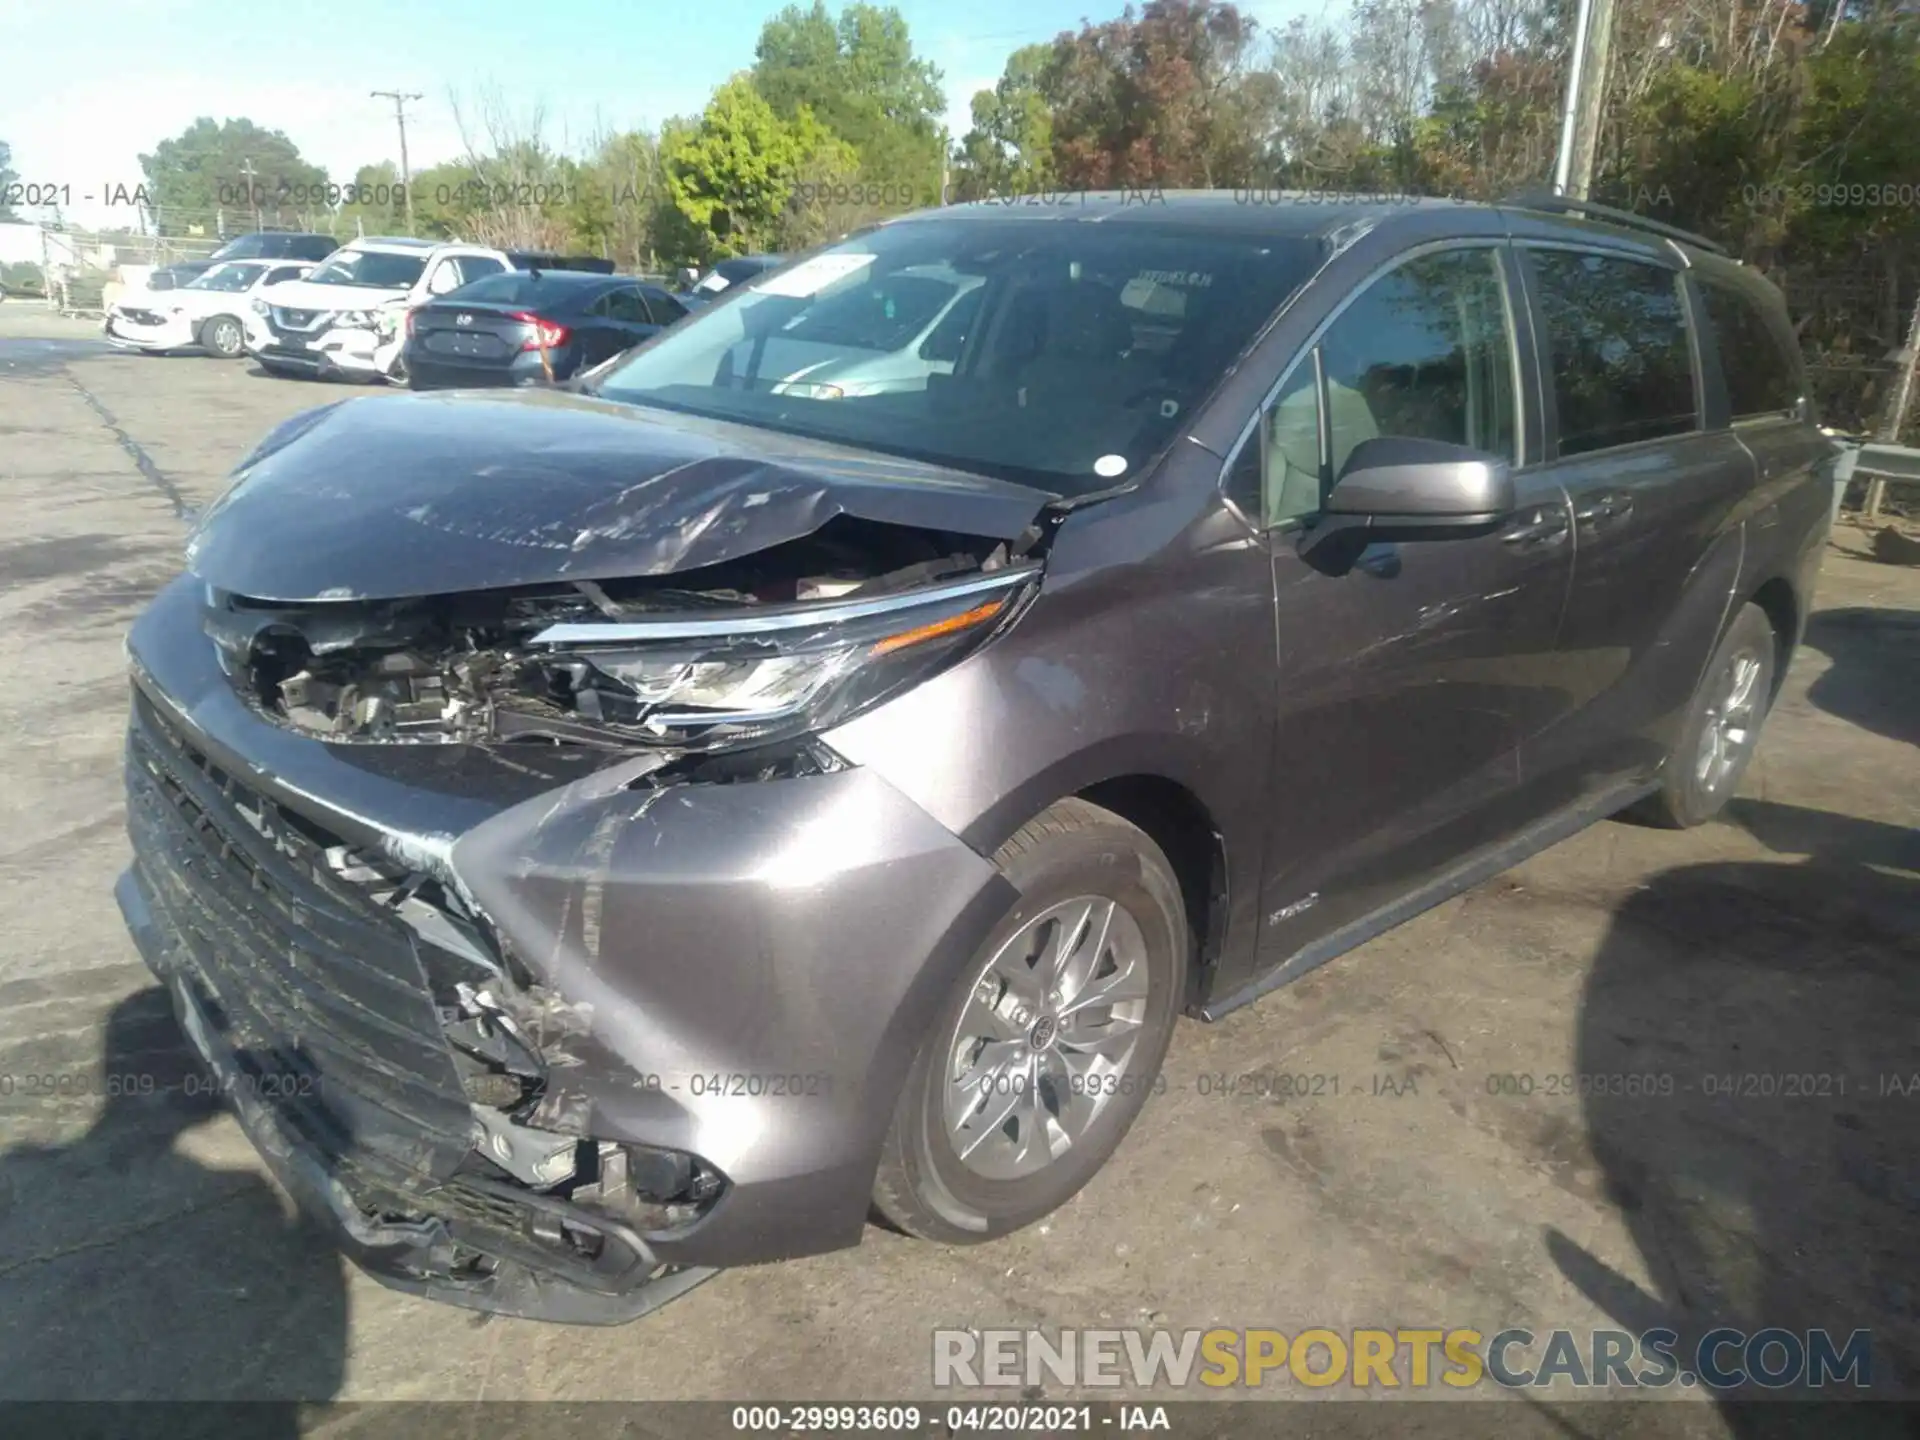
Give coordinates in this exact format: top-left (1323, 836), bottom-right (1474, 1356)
top-left (1, 0), bottom-right (1329, 227)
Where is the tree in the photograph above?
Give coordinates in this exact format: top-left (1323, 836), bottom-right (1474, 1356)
top-left (952, 44), bottom-right (1058, 199)
top-left (137, 118), bottom-right (328, 235)
top-left (1041, 0), bottom-right (1273, 188)
top-left (336, 162), bottom-right (404, 239)
top-left (753, 2), bottom-right (946, 200)
top-left (0, 140), bottom-right (17, 222)
top-left (666, 77), bottom-right (850, 260)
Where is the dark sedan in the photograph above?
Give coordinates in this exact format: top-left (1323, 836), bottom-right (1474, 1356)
top-left (403, 271), bottom-right (688, 390)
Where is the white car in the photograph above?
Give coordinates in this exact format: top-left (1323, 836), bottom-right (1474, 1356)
top-left (104, 260), bottom-right (316, 358)
top-left (243, 236), bottom-right (513, 382)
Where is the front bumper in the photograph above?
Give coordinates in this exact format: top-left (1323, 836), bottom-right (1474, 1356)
top-left (117, 869), bottom-right (720, 1324)
top-left (104, 310), bottom-right (196, 351)
top-left (244, 313), bottom-right (392, 376)
top-left (117, 575), bottom-right (1012, 1316)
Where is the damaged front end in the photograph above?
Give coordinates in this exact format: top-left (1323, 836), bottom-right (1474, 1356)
top-left (208, 517), bottom-right (1037, 755)
top-left (123, 491), bottom-right (1048, 1322)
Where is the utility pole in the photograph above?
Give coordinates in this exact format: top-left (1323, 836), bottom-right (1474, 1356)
top-left (238, 156), bottom-right (263, 230)
top-left (1552, 0), bottom-right (1616, 200)
top-left (371, 90), bottom-right (423, 234)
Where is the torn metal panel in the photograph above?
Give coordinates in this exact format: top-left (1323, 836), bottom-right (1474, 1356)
top-left (185, 388), bottom-right (1054, 603)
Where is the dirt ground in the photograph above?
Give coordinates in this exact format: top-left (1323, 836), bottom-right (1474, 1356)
top-left (0, 308), bottom-right (1914, 1434)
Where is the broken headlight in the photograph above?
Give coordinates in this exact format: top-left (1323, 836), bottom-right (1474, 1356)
top-left (529, 566), bottom-right (1036, 752)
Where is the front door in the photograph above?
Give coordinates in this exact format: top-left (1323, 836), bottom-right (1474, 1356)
top-left (1233, 244), bottom-right (1577, 979)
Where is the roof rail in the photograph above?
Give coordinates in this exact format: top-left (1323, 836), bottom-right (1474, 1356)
top-left (1501, 190), bottom-right (1730, 258)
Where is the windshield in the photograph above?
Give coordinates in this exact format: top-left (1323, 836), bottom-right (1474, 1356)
top-left (592, 220), bottom-right (1324, 494)
top-left (308, 249), bottom-right (427, 289)
top-left (186, 262), bottom-right (262, 293)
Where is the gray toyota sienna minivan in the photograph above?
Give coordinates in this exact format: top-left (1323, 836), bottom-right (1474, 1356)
top-left (117, 192), bottom-right (1835, 1323)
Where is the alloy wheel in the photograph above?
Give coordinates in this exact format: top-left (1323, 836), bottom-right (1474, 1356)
top-left (1695, 648), bottom-right (1765, 794)
top-left (943, 896), bottom-right (1153, 1181)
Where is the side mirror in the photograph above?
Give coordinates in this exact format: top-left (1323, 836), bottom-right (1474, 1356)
top-left (1320, 435), bottom-right (1514, 536)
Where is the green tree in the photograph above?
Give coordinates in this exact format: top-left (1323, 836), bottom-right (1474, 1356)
top-left (667, 77), bottom-right (836, 260)
top-left (753, 2), bottom-right (945, 201)
top-left (952, 44), bottom-right (1057, 200)
top-left (335, 161), bottom-right (404, 239)
top-left (137, 118), bottom-right (328, 235)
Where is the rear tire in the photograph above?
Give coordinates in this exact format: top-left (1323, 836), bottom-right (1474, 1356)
top-left (198, 315), bottom-right (245, 359)
top-left (1632, 601), bottom-right (1777, 829)
top-left (871, 798), bottom-right (1187, 1244)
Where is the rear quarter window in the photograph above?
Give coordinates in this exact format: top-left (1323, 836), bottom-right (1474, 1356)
top-left (1701, 280), bottom-right (1800, 420)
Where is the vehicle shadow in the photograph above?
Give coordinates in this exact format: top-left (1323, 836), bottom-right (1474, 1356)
top-left (1801, 606), bottom-right (1920, 747)
top-left (0, 987), bottom-right (348, 1414)
top-left (1547, 799), bottom-right (1919, 1434)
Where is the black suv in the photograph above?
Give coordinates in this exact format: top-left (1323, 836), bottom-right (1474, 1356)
top-left (150, 232), bottom-right (339, 289)
top-left (119, 192), bottom-right (1834, 1323)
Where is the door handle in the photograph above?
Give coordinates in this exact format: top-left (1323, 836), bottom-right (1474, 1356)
top-left (1500, 506), bottom-right (1571, 548)
top-left (1575, 491), bottom-right (1634, 526)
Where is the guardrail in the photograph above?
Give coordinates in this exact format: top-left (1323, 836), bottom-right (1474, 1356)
top-left (1840, 441), bottom-right (1920, 523)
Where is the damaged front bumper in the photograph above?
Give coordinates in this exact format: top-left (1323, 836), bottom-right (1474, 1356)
top-left (105, 309), bottom-right (197, 352)
top-left (117, 870), bottom-right (719, 1323)
top-left (117, 574), bottom-right (1013, 1321)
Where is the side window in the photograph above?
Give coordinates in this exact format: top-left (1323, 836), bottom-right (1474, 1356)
top-left (456, 255), bottom-right (505, 285)
top-left (426, 260), bottom-right (464, 295)
top-left (266, 265), bottom-right (305, 286)
top-left (1319, 248), bottom-right (1517, 480)
top-left (1700, 280), bottom-right (1799, 420)
top-left (1263, 360), bottom-right (1323, 525)
top-left (646, 290), bottom-right (688, 325)
top-left (602, 287), bottom-right (650, 324)
top-left (1530, 250), bottom-right (1697, 456)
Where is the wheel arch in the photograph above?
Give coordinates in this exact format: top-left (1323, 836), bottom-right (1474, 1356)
top-left (1746, 573), bottom-right (1800, 701)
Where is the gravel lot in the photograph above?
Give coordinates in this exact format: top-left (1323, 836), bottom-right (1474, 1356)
top-left (0, 307), bottom-right (1914, 1433)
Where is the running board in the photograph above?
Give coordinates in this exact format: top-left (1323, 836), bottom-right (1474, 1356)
top-left (1197, 778), bottom-right (1658, 1021)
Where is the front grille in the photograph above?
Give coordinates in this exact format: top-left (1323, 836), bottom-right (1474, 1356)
top-left (271, 307), bottom-right (323, 331)
top-left (126, 690), bottom-right (476, 1195)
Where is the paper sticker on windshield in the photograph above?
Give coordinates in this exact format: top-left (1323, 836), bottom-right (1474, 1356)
top-left (755, 253), bottom-right (877, 297)
top-left (1095, 455), bottom-right (1129, 478)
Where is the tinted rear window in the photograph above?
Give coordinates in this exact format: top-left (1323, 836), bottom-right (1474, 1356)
top-left (448, 272), bottom-right (605, 307)
top-left (1701, 280), bottom-right (1799, 419)
top-left (1531, 250), bottom-right (1698, 457)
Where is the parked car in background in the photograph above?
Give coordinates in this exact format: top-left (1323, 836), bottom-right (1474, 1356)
top-left (404, 270), bottom-right (688, 390)
top-left (105, 259), bottom-right (316, 358)
top-left (734, 264), bottom-right (985, 399)
top-left (148, 232), bottom-right (339, 289)
top-left (244, 237), bottom-right (514, 382)
top-left (679, 253), bottom-right (784, 305)
top-left (120, 193), bottom-right (1832, 1324)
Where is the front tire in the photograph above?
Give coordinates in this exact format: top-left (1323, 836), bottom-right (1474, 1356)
top-left (872, 798), bottom-right (1187, 1244)
top-left (199, 315), bottom-right (245, 359)
top-left (1634, 601), bottom-right (1777, 828)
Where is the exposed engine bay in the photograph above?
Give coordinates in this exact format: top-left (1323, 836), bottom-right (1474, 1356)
top-left (205, 517), bottom-right (1037, 750)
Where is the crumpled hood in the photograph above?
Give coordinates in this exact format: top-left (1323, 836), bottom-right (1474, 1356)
top-left (185, 389), bottom-right (1056, 602)
top-left (256, 278), bottom-right (409, 314)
